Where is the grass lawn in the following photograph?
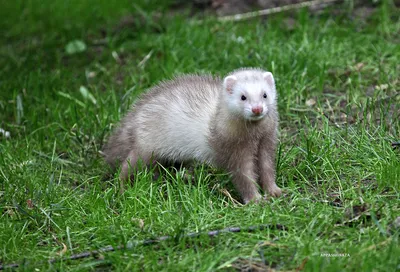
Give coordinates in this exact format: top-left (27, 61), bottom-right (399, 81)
top-left (0, 0), bottom-right (399, 271)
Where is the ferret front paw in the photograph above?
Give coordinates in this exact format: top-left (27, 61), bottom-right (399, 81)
top-left (266, 184), bottom-right (282, 197)
top-left (243, 193), bottom-right (262, 204)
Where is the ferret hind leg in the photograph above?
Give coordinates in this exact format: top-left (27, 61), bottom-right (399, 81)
top-left (119, 149), bottom-right (138, 193)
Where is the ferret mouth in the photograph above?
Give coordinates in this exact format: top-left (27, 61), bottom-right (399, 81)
top-left (247, 114), bottom-right (265, 121)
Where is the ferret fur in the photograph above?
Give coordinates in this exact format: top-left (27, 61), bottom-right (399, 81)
top-left (103, 68), bottom-right (282, 203)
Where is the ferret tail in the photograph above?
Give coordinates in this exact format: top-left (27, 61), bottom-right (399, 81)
top-left (102, 119), bottom-right (136, 170)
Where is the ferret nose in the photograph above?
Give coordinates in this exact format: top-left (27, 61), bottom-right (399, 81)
top-left (252, 106), bottom-right (263, 115)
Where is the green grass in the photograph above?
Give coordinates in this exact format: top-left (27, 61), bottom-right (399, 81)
top-left (1, 1), bottom-right (399, 271)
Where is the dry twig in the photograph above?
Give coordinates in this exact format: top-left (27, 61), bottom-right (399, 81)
top-left (217, 0), bottom-right (342, 22)
top-left (0, 224), bottom-right (287, 270)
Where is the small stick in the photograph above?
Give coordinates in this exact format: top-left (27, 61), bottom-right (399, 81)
top-left (0, 224), bottom-right (287, 270)
top-left (392, 141), bottom-right (400, 149)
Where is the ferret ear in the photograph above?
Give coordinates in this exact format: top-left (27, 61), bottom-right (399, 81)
top-left (223, 75), bottom-right (237, 94)
top-left (263, 72), bottom-right (275, 87)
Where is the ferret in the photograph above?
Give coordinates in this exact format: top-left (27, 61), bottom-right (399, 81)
top-left (103, 68), bottom-right (282, 203)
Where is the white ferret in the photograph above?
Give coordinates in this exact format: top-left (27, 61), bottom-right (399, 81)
top-left (103, 68), bottom-right (282, 203)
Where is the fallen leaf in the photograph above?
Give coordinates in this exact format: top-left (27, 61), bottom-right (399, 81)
top-left (57, 243), bottom-right (68, 256)
top-left (375, 84), bottom-right (389, 91)
top-left (26, 199), bottom-right (34, 209)
top-left (0, 128), bottom-right (11, 138)
top-left (296, 257), bottom-right (309, 271)
top-left (87, 71), bottom-right (96, 78)
top-left (305, 98), bottom-right (316, 107)
top-left (131, 218), bottom-right (145, 229)
top-left (354, 62), bottom-right (365, 71)
top-left (4, 206), bottom-right (15, 216)
top-left (65, 40), bottom-right (87, 55)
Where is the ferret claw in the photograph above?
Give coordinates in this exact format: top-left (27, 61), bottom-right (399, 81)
top-left (267, 185), bottom-right (282, 197)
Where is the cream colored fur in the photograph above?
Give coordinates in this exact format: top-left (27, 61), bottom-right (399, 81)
top-left (103, 68), bottom-right (282, 203)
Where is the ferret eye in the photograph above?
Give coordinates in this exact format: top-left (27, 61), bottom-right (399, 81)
top-left (263, 93), bottom-right (267, 99)
top-left (241, 95), bottom-right (247, 101)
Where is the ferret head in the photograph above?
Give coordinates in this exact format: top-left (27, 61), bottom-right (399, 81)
top-left (223, 69), bottom-right (277, 121)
